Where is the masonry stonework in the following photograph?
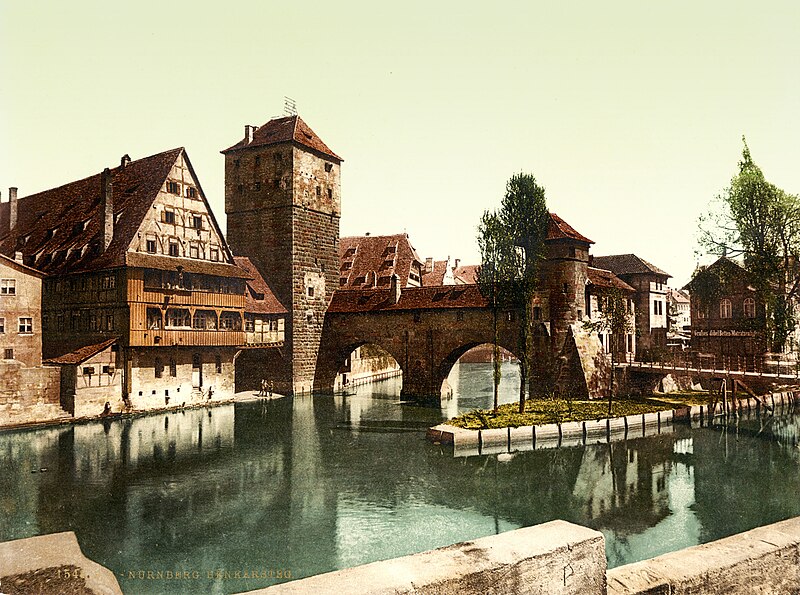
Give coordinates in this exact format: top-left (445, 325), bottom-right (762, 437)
top-left (224, 117), bottom-right (342, 394)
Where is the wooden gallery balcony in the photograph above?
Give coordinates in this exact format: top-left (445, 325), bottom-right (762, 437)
top-left (127, 263), bottom-right (249, 347)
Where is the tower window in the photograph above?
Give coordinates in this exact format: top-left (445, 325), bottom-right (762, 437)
top-left (328, 188), bottom-right (333, 199)
top-left (307, 286), bottom-right (315, 297)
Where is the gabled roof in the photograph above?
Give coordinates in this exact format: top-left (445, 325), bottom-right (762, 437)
top-left (548, 213), bottom-right (593, 244)
top-left (668, 288), bottom-right (690, 303)
top-left (682, 256), bottom-right (754, 291)
top-left (0, 148), bottom-right (244, 278)
top-left (328, 284), bottom-right (487, 313)
top-left (222, 115), bottom-right (342, 162)
top-left (454, 264), bottom-right (478, 284)
top-left (233, 257), bottom-right (287, 315)
top-left (0, 149), bottom-right (178, 275)
top-left (587, 267), bottom-right (635, 292)
top-left (421, 260), bottom-right (478, 286)
top-left (45, 337), bottom-right (117, 365)
top-left (339, 233), bottom-right (423, 289)
top-left (592, 254), bottom-right (670, 278)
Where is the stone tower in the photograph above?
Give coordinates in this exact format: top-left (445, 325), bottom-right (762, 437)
top-left (530, 213), bottom-right (593, 395)
top-left (223, 116), bottom-right (342, 394)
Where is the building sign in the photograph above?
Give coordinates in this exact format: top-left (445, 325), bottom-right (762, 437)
top-left (694, 329), bottom-right (758, 337)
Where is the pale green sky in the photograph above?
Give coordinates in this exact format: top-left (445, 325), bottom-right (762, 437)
top-left (1, 1), bottom-right (799, 285)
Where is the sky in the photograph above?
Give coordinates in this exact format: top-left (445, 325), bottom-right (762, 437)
top-left (1, 1), bottom-right (799, 287)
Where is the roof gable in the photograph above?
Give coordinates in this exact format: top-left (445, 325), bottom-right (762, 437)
top-left (222, 115), bottom-right (341, 161)
top-left (131, 150), bottom-right (235, 266)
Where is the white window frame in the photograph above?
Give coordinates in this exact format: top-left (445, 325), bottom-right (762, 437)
top-left (0, 279), bottom-right (16, 295)
top-left (18, 317), bottom-right (33, 334)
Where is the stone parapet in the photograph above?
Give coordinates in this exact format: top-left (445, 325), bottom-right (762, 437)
top-left (607, 515), bottom-right (800, 594)
top-left (241, 520), bottom-right (606, 595)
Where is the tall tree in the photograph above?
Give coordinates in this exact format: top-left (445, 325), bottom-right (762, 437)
top-left (699, 138), bottom-right (800, 351)
top-left (583, 288), bottom-right (634, 415)
top-left (477, 173), bottom-right (550, 413)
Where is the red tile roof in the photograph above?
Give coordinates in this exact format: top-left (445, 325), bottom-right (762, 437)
top-left (233, 256), bottom-right (288, 315)
top-left (592, 254), bottom-right (670, 278)
top-left (222, 115), bottom-right (342, 162)
top-left (454, 264), bottom-right (478, 284)
top-left (421, 260), bottom-right (478, 286)
top-left (45, 337), bottom-right (117, 365)
top-left (339, 234), bottom-right (423, 289)
top-left (587, 267), bottom-right (635, 292)
top-left (328, 284), bottom-right (488, 313)
top-left (548, 212), bottom-right (593, 244)
top-left (0, 148), bottom-right (245, 279)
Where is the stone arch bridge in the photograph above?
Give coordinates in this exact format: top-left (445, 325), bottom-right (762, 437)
top-left (314, 284), bottom-right (553, 404)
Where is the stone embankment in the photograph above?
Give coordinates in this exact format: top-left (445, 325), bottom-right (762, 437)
top-left (428, 389), bottom-right (798, 456)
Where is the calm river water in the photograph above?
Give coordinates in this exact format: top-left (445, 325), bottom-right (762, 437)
top-left (1, 362), bottom-right (799, 594)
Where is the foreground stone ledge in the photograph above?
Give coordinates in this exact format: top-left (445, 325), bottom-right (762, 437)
top-left (241, 520), bottom-right (606, 595)
top-left (607, 515), bottom-right (800, 594)
top-left (0, 531), bottom-right (122, 595)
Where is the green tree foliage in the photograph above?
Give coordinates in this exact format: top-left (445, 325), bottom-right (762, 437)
top-left (477, 173), bottom-right (550, 413)
top-left (699, 138), bottom-right (800, 351)
top-left (582, 288), bottom-right (634, 415)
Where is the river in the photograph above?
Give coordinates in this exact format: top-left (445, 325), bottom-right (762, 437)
top-left (0, 362), bottom-right (798, 594)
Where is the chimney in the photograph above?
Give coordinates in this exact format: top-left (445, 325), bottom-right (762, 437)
top-left (454, 258), bottom-right (460, 269)
top-left (425, 257), bottom-right (433, 273)
top-left (120, 154), bottom-right (131, 168)
top-left (245, 125), bottom-right (258, 144)
top-left (14, 251), bottom-right (22, 263)
top-left (101, 168), bottom-right (114, 250)
top-left (390, 273), bottom-right (401, 304)
top-left (9, 187), bottom-right (17, 231)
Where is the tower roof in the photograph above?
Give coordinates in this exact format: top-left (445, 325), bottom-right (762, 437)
top-left (222, 115), bottom-right (342, 162)
top-left (547, 212), bottom-right (593, 244)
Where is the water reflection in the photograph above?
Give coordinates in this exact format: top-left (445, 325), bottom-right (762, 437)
top-left (0, 382), bottom-right (799, 594)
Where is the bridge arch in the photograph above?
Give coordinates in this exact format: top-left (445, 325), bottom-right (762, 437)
top-left (313, 337), bottom-right (406, 395)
